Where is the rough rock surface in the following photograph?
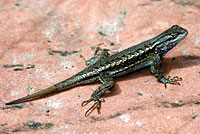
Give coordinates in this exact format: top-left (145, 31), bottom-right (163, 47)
top-left (0, 0), bottom-right (200, 134)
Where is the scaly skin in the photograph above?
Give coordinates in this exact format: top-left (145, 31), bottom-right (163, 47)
top-left (6, 25), bottom-right (188, 117)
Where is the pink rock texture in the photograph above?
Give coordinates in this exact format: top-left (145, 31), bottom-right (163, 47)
top-left (0, 0), bottom-right (200, 134)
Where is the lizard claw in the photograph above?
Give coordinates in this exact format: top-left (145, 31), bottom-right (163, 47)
top-left (168, 76), bottom-right (182, 85)
top-left (81, 97), bottom-right (105, 117)
top-left (81, 98), bottom-right (93, 107)
top-left (163, 76), bottom-right (182, 88)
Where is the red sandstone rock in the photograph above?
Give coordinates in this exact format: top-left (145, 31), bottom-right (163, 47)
top-left (0, 0), bottom-right (200, 134)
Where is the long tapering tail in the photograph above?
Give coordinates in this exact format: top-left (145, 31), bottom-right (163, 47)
top-left (6, 75), bottom-right (82, 105)
top-left (6, 86), bottom-right (58, 105)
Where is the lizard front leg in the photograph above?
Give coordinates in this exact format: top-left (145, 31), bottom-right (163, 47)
top-left (81, 72), bottom-right (114, 116)
top-left (150, 54), bottom-right (182, 87)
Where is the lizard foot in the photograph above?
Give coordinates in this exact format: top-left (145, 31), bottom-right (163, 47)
top-left (163, 76), bottom-right (182, 88)
top-left (81, 97), bottom-right (105, 117)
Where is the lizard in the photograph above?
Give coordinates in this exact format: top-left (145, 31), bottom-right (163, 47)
top-left (6, 25), bottom-right (188, 116)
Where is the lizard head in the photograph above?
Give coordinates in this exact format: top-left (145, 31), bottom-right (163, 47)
top-left (156, 25), bottom-right (188, 54)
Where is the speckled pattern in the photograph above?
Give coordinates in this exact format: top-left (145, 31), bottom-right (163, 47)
top-left (0, 0), bottom-right (200, 134)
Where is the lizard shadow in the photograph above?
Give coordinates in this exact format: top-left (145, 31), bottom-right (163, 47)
top-left (102, 55), bottom-right (200, 98)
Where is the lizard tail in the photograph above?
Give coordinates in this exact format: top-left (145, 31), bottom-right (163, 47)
top-left (6, 85), bottom-right (58, 105)
top-left (6, 76), bottom-right (80, 105)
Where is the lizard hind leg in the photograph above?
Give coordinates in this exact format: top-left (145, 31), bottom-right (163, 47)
top-left (81, 72), bottom-right (114, 117)
top-left (80, 47), bottom-right (110, 66)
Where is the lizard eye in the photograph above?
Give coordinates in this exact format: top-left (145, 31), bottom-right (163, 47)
top-left (171, 34), bottom-right (177, 38)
